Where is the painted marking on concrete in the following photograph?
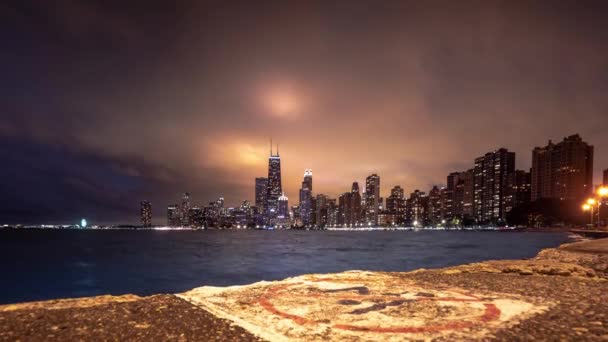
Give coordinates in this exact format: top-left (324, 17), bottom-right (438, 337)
top-left (178, 271), bottom-right (550, 341)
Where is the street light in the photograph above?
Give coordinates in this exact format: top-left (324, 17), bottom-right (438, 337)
top-left (582, 203), bottom-right (593, 226)
top-left (597, 187), bottom-right (608, 226)
top-left (587, 198), bottom-right (600, 226)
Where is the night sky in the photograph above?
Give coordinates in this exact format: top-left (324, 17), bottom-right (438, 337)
top-left (2, 1), bottom-right (608, 224)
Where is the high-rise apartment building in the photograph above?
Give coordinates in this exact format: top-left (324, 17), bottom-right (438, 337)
top-left (140, 201), bottom-right (152, 227)
top-left (441, 170), bottom-right (474, 223)
top-left (505, 170), bottom-right (531, 213)
top-left (385, 185), bottom-right (406, 224)
top-left (427, 186), bottom-right (442, 224)
top-left (531, 134), bottom-right (594, 202)
top-left (461, 169), bottom-right (475, 219)
top-left (473, 148), bottom-right (515, 224)
top-left (406, 190), bottom-right (428, 226)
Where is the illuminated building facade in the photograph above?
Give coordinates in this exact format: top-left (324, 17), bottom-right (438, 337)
top-left (167, 204), bottom-right (180, 227)
top-left (427, 186), bottom-right (442, 224)
top-left (338, 192), bottom-right (352, 226)
top-left (351, 182), bottom-right (362, 225)
top-left (406, 190), bottom-right (428, 226)
top-left (188, 207), bottom-right (204, 228)
top-left (505, 170), bottom-right (531, 213)
top-left (255, 177), bottom-right (267, 212)
top-left (365, 174), bottom-right (380, 225)
top-left (531, 134), bottom-right (594, 202)
top-left (140, 201), bottom-right (152, 227)
top-left (385, 185), bottom-right (406, 224)
top-left (255, 177), bottom-right (267, 225)
top-left (299, 169), bottom-right (313, 226)
top-left (180, 192), bottom-right (191, 226)
top-left (473, 148), bottom-right (515, 224)
top-left (265, 143), bottom-right (282, 225)
top-left (277, 193), bottom-right (289, 227)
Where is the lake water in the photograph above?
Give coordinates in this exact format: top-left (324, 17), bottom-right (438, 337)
top-left (0, 229), bottom-right (570, 304)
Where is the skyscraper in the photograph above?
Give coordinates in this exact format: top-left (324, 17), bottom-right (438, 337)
top-left (505, 170), bottom-right (531, 213)
top-left (179, 193), bottom-right (191, 226)
top-left (461, 169), bottom-right (475, 220)
top-left (427, 186), bottom-right (442, 224)
top-left (140, 201), bottom-right (152, 227)
top-left (167, 204), bottom-right (180, 227)
top-left (442, 170), bottom-right (473, 222)
top-left (327, 199), bottom-right (338, 227)
top-left (188, 207), bottom-right (204, 228)
top-left (315, 194), bottom-right (329, 228)
top-left (531, 134), bottom-right (594, 202)
top-left (406, 190), bottom-right (428, 226)
top-left (604, 169), bottom-right (608, 186)
top-left (338, 192), bottom-right (352, 226)
top-left (385, 185), bottom-right (405, 224)
top-left (255, 177), bottom-right (268, 211)
top-left (277, 193), bottom-right (289, 228)
top-left (265, 142), bottom-right (282, 225)
top-left (299, 169), bottom-right (313, 226)
top-left (351, 182), bottom-right (362, 225)
top-left (365, 174), bottom-right (380, 225)
top-left (473, 148), bottom-right (515, 224)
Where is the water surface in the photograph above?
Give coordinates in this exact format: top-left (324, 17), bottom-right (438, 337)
top-left (0, 230), bottom-right (570, 304)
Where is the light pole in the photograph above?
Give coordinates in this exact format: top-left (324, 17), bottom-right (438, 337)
top-left (582, 203), bottom-right (592, 226)
top-left (597, 187), bottom-right (608, 227)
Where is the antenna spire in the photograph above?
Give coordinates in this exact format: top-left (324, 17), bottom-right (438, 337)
top-left (270, 138), bottom-right (273, 156)
top-left (277, 143), bottom-right (279, 156)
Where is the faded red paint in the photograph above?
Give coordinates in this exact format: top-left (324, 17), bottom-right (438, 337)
top-left (257, 281), bottom-right (503, 334)
top-left (259, 297), bottom-right (310, 325)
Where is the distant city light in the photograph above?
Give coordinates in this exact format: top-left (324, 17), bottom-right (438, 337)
top-left (81, 219), bottom-right (87, 228)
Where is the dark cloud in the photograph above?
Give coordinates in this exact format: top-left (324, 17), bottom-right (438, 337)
top-left (1, 0), bottom-right (607, 224)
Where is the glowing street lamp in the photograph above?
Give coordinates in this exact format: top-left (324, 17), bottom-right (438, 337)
top-left (597, 187), bottom-right (608, 226)
top-left (582, 202), bottom-right (594, 226)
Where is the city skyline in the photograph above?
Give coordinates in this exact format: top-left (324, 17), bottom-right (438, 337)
top-left (151, 132), bottom-right (594, 229)
top-left (2, 1), bottom-right (608, 224)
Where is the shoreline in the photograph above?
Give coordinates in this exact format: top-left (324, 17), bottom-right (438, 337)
top-left (1, 238), bottom-right (607, 341)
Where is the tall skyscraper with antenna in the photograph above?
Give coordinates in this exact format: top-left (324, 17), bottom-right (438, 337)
top-left (265, 140), bottom-right (282, 226)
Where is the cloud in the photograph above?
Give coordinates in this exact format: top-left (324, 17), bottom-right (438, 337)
top-left (1, 1), bottom-right (607, 223)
